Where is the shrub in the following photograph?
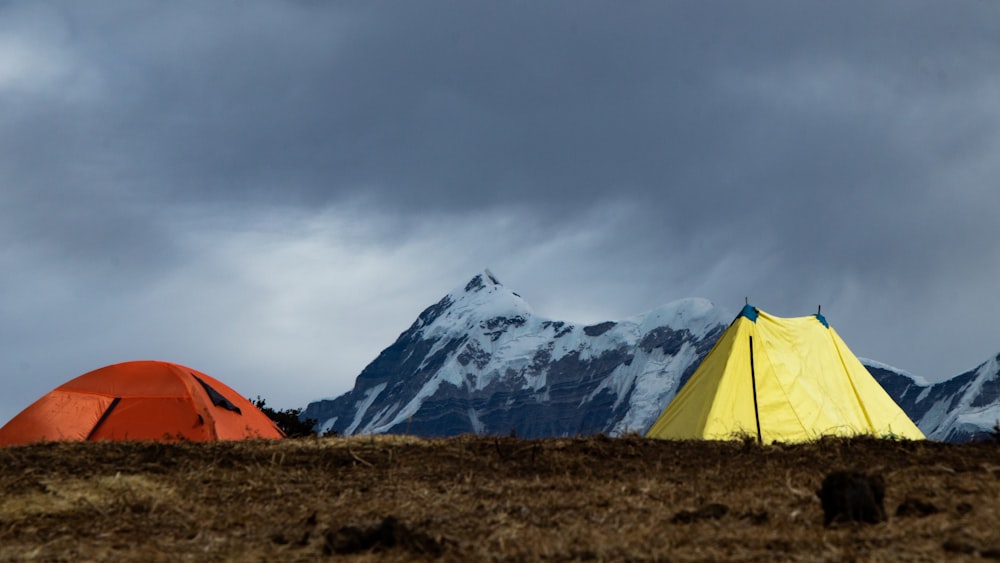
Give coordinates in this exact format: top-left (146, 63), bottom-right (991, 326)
top-left (252, 396), bottom-right (318, 438)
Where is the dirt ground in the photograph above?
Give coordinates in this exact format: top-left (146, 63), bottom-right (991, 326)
top-left (1, 435), bottom-right (999, 562)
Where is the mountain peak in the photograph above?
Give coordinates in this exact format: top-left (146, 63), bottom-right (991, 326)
top-left (464, 269), bottom-right (501, 293)
top-left (409, 270), bottom-right (532, 338)
top-left (449, 269), bottom-right (531, 318)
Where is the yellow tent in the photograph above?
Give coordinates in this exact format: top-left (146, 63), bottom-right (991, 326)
top-left (645, 305), bottom-right (924, 443)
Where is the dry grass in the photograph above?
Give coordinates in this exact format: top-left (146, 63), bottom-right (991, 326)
top-left (1, 435), bottom-right (999, 561)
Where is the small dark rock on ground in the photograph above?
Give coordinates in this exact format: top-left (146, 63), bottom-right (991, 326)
top-left (817, 471), bottom-right (886, 526)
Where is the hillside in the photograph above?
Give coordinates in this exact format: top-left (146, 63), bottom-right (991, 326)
top-left (2, 436), bottom-right (999, 561)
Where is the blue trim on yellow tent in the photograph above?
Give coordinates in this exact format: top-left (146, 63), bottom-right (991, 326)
top-left (739, 304), bottom-right (758, 323)
top-left (814, 313), bottom-right (829, 328)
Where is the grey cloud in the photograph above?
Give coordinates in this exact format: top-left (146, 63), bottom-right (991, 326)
top-left (2, 1), bottom-right (999, 423)
top-left (7, 2), bottom-right (997, 215)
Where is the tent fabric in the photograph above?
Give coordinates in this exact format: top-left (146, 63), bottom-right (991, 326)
top-left (0, 361), bottom-right (284, 445)
top-left (645, 306), bottom-right (924, 443)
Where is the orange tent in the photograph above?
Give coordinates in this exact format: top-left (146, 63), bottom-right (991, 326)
top-left (0, 361), bottom-right (284, 445)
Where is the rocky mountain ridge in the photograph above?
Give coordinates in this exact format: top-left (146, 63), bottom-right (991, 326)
top-left (866, 356), bottom-right (1000, 442)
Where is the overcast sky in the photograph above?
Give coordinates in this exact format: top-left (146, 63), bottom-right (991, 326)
top-left (2, 2), bottom-right (999, 425)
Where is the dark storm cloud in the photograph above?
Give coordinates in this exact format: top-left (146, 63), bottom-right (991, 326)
top-left (2, 1), bottom-right (999, 423)
top-left (7, 2), bottom-right (997, 216)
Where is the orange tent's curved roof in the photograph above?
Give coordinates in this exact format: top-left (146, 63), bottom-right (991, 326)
top-left (0, 361), bottom-right (284, 445)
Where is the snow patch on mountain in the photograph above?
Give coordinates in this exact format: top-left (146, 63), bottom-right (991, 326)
top-left (859, 358), bottom-right (930, 386)
top-left (630, 298), bottom-right (730, 340)
top-left (923, 355), bottom-right (1000, 441)
top-left (604, 340), bottom-right (702, 435)
top-left (344, 382), bottom-right (386, 435)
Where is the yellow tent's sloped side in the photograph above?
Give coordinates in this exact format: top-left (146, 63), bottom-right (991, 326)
top-left (645, 315), bottom-right (760, 440)
top-left (645, 307), bottom-right (924, 443)
top-left (828, 328), bottom-right (924, 439)
top-left (753, 311), bottom-right (864, 442)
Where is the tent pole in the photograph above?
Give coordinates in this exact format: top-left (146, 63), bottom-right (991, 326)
top-left (749, 336), bottom-right (762, 444)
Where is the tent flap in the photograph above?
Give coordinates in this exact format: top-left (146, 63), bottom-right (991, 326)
top-left (194, 375), bottom-right (243, 414)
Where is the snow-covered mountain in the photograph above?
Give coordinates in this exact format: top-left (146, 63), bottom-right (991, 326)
top-left (865, 356), bottom-right (1000, 442)
top-left (304, 270), bottom-right (1000, 442)
top-left (303, 270), bottom-right (729, 438)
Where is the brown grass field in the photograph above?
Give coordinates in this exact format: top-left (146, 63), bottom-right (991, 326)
top-left (1, 435), bottom-right (999, 561)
